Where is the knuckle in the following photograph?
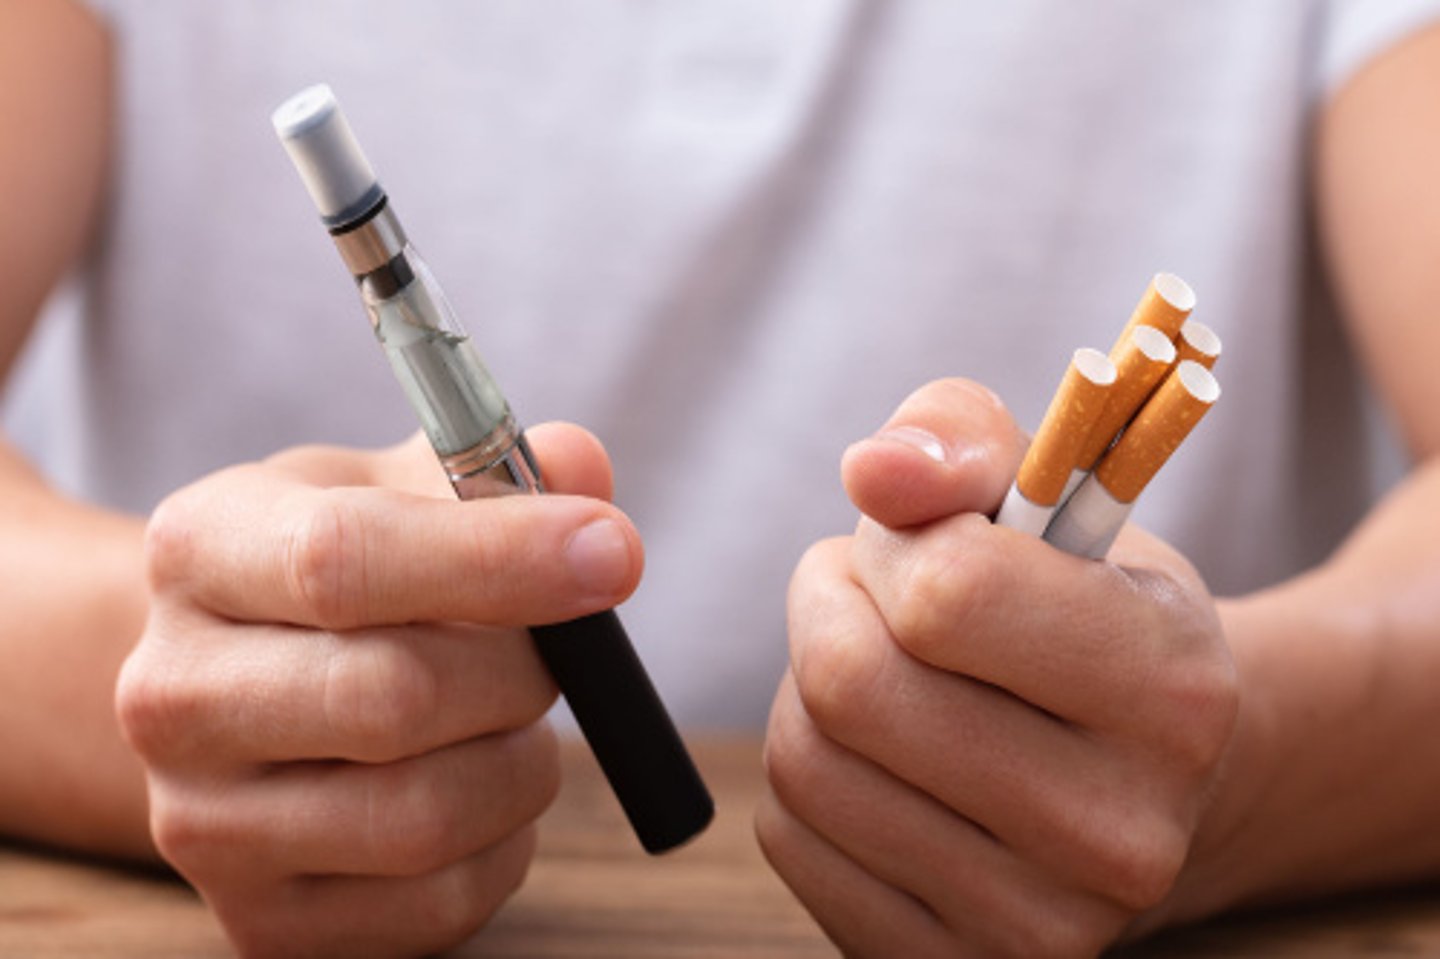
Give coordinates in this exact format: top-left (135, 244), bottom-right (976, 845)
top-left (752, 791), bottom-right (802, 881)
top-left (1160, 658), bottom-right (1239, 773)
top-left (225, 929), bottom-right (292, 959)
top-left (144, 491), bottom-right (201, 594)
top-left (500, 825), bottom-right (540, 896)
top-left (511, 669), bottom-right (562, 730)
top-left (887, 527), bottom-right (990, 665)
top-left (1133, 566), bottom-right (1219, 660)
top-left (785, 539), bottom-right (844, 639)
top-left (1134, 575), bottom-right (1239, 772)
top-left (148, 801), bottom-right (203, 868)
top-left (785, 541), bottom-right (824, 609)
top-left (367, 766), bottom-right (459, 876)
top-left (216, 900), bottom-right (315, 959)
top-left (886, 563), bottom-right (951, 661)
top-left (362, 726), bottom-right (557, 878)
top-left (1079, 811), bottom-right (1189, 912)
top-left (114, 645), bottom-right (199, 762)
top-left (1003, 916), bottom-right (1109, 959)
top-left (283, 491), bottom-right (369, 629)
top-left (786, 543), bottom-right (879, 741)
top-left (322, 639), bottom-right (437, 762)
top-left (476, 722), bottom-right (562, 825)
top-left (789, 619), bottom-right (879, 742)
top-left (503, 723), bottom-right (562, 817)
top-left (752, 792), bottom-right (781, 855)
top-left (452, 625), bottom-right (560, 732)
top-left (427, 829), bottom-right (537, 945)
top-left (147, 786), bottom-right (228, 873)
top-left (761, 681), bottom-right (823, 812)
top-left (424, 880), bottom-right (489, 948)
top-left (113, 657), bottom-right (162, 757)
top-left (760, 705), bottom-right (796, 785)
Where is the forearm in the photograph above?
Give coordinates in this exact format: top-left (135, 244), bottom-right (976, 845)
top-left (0, 442), bottom-right (153, 861)
top-left (1164, 13), bottom-right (1440, 928)
top-left (1160, 456), bottom-right (1440, 924)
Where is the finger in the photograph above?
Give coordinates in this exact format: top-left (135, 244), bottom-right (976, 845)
top-left (264, 433), bottom-right (458, 498)
top-left (211, 827), bottom-right (537, 959)
top-left (523, 421), bottom-right (614, 500)
top-left (765, 673), bottom-right (1124, 957)
top-left (849, 509), bottom-right (1230, 737)
top-left (150, 725), bottom-right (558, 881)
top-left (146, 466), bottom-right (643, 629)
top-left (755, 791), bottom-right (953, 959)
top-left (841, 378), bottom-right (1025, 529)
top-left (119, 613), bottom-right (556, 766)
top-left (788, 539), bottom-right (1187, 905)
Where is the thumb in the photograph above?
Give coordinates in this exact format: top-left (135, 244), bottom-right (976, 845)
top-left (840, 378), bottom-right (1025, 529)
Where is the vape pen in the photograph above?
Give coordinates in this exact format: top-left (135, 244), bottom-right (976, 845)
top-left (272, 84), bottom-right (713, 854)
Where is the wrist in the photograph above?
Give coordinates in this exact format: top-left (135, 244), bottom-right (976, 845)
top-left (1151, 593), bottom-right (1284, 926)
top-left (1143, 565), bottom-right (1384, 931)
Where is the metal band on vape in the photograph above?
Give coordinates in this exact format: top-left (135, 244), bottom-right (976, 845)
top-left (336, 204), bottom-right (422, 314)
top-left (334, 202), bottom-right (407, 277)
top-left (445, 427), bottom-right (545, 500)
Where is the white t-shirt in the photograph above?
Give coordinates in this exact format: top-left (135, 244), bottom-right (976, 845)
top-left (6, 1), bottom-right (1439, 726)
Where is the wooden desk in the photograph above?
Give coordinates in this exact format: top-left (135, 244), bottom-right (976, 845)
top-left (3, 737), bottom-right (1439, 957)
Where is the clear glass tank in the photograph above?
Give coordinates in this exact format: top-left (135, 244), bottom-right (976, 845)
top-left (360, 247), bottom-right (513, 457)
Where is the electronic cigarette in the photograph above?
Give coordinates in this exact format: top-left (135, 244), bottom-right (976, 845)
top-left (272, 84), bottom-right (713, 854)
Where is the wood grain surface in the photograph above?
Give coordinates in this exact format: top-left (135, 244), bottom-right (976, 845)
top-left (2, 737), bottom-right (1438, 957)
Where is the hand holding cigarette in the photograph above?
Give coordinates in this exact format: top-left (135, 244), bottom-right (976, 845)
top-left (117, 424), bottom-right (641, 957)
top-left (760, 378), bottom-right (1240, 956)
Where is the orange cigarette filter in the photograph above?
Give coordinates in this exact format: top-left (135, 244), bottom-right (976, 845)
top-left (1110, 273), bottom-right (1196, 358)
top-left (1075, 324), bottom-right (1176, 472)
top-left (1175, 318), bottom-right (1221, 370)
top-left (1016, 348), bottom-right (1115, 507)
top-left (1094, 360), bottom-right (1220, 504)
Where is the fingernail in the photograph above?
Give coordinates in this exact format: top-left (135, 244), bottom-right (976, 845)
top-left (565, 519), bottom-right (632, 596)
top-left (875, 427), bottom-right (948, 464)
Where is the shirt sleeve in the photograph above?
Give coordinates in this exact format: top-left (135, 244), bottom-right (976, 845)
top-left (1316, 0), bottom-right (1440, 100)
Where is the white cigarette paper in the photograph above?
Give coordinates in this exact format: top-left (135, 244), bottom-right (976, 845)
top-left (1042, 474), bottom-right (1133, 558)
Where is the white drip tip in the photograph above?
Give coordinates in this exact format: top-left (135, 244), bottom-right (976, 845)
top-left (272, 84), bottom-right (382, 226)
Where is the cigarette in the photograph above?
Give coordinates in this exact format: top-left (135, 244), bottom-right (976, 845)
top-left (1175, 318), bottom-right (1221, 369)
top-left (996, 348), bottom-right (1115, 536)
top-left (1072, 324), bottom-right (1177, 475)
top-left (1044, 360), bottom-right (1219, 557)
top-left (1109, 273), bottom-right (1195, 357)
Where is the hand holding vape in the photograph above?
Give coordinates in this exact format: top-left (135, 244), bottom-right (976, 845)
top-left (272, 85), bottom-right (712, 854)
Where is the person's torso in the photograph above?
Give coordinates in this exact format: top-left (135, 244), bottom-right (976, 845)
top-left (4, 0), bottom-right (1417, 724)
